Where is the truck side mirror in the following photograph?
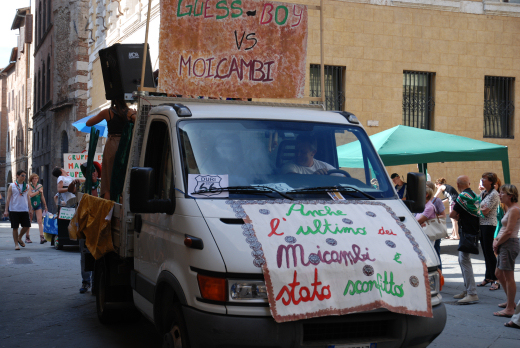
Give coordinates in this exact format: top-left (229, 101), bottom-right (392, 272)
top-left (403, 172), bottom-right (426, 213)
top-left (130, 167), bottom-right (175, 214)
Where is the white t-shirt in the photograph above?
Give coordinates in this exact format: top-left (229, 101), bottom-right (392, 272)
top-left (9, 182), bottom-right (29, 212)
top-left (57, 176), bottom-right (76, 204)
top-left (282, 159), bottom-right (335, 175)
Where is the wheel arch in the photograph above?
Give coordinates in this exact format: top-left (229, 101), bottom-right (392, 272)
top-left (154, 271), bottom-right (188, 334)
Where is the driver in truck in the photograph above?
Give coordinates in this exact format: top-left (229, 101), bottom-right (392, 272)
top-left (281, 134), bottom-right (335, 175)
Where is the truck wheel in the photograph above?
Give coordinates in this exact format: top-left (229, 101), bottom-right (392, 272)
top-left (54, 236), bottom-right (63, 250)
top-left (96, 266), bottom-right (118, 324)
top-left (162, 304), bottom-right (190, 348)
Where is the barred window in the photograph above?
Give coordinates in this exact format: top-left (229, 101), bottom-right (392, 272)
top-left (402, 71), bottom-right (435, 130)
top-left (310, 64), bottom-right (345, 111)
top-left (484, 76), bottom-right (514, 138)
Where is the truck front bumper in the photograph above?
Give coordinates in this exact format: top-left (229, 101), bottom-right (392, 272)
top-left (182, 303), bottom-right (446, 348)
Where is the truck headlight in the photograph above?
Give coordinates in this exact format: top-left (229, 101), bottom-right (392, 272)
top-left (429, 271), bottom-right (440, 296)
top-left (229, 280), bottom-right (268, 301)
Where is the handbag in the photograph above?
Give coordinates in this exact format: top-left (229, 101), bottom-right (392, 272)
top-left (43, 212), bottom-right (58, 235)
top-left (423, 203), bottom-right (448, 241)
top-left (458, 231), bottom-right (479, 254)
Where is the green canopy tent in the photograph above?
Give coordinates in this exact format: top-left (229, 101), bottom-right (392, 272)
top-left (337, 125), bottom-right (510, 184)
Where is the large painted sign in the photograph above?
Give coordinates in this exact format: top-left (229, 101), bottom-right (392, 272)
top-left (231, 200), bottom-right (433, 323)
top-left (159, 0), bottom-right (308, 98)
top-left (63, 153), bottom-right (103, 178)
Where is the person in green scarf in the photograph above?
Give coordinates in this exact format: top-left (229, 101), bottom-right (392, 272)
top-left (449, 175), bottom-right (481, 304)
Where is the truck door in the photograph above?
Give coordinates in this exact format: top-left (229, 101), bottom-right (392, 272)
top-left (134, 117), bottom-right (175, 280)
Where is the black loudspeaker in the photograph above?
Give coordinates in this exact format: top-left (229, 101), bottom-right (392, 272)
top-left (99, 43), bottom-right (155, 101)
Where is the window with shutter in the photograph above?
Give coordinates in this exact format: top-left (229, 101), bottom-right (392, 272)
top-left (25, 14), bottom-right (33, 44)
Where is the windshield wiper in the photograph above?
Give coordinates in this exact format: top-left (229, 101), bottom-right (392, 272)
top-left (193, 185), bottom-right (294, 200)
top-left (287, 185), bottom-right (375, 200)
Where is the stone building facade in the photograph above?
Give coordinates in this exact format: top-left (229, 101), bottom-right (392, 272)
top-left (32, 0), bottom-right (90, 212)
top-left (83, 0), bottom-right (520, 190)
top-left (87, 0), bottom-right (160, 115)
top-left (1, 7), bottom-right (34, 196)
top-left (299, 0), bottom-right (520, 188)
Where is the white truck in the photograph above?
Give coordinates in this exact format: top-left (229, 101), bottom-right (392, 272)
top-left (92, 96), bottom-right (446, 348)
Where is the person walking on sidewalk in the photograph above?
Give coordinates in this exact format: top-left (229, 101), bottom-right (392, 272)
top-left (26, 173), bottom-right (49, 244)
top-left (3, 170), bottom-right (33, 250)
top-left (478, 172), bottom-right (500, 290)
top-left (493, 184), bottom-right (520, 318)
top-left (450, 175), bottom-right (480, 304)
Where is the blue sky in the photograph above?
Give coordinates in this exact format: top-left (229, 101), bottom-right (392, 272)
top-left (0, 1), bottom-right (31, 70)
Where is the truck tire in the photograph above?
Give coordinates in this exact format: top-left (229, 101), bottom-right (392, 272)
top-left (162, 303), bottom-right (190, 348)
top-left (95, 265), bottom-right (119, 324)
top-left (54, 236), bottom-right (63, 250)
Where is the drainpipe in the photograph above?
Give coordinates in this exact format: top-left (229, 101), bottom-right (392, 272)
top-left (25, 9), bottom-right (31, 172)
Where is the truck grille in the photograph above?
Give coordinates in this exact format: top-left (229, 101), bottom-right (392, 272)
top-left (303, 319), bottom-right (394, 343)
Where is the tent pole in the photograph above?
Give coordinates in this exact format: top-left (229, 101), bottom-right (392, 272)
top-left (502, 159), bottom-right (511, 184)
top-left (320, 0), bottom-right (325, 106)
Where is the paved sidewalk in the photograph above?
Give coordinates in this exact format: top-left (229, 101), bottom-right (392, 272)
top-left (430, 224), bottom-right (520, 347)
top-left (1, 220), bottom-right (519, 347)
top-left (0, 221), bottom-right (161, 348)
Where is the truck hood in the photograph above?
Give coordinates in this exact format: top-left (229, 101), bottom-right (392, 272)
top-left (196, 199), bottom-right (439, 274)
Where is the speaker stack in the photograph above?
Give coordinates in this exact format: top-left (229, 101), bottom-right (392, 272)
top-left (98, 43), bottom-right (155, 101)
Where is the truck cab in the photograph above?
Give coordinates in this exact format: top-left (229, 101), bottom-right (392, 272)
top-left (96, 97), bottom-right (446, 348)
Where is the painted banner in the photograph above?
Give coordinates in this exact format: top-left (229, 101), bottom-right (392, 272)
top-left (159, 0), bottom-right (308, 98)
top-left (63, 153), bottom-right (103, 179)
top-left (230, 200), bottom-right (433, 323)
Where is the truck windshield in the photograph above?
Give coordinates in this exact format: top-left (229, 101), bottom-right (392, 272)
top-left (178, 119), bottom-right (394, 199)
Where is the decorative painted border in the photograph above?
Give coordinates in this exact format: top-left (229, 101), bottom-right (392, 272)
top-left (225, 199), bottom-right (433, 322)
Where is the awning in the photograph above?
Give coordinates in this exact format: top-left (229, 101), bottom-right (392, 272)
top-left (337, 125), bottom-right (510, 183)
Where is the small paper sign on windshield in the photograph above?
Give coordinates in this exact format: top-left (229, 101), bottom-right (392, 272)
top-left (230, 200), bottom-right (433, 323)
top-left (188, 174), bottom-right (229, 198)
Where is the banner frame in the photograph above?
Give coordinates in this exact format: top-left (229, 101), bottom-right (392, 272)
top-left (138, 0), bottom-right (326, 105)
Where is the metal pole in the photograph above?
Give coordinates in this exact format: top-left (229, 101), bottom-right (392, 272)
top-left (320, 0), bottom-right (325, 106)
top-left (139, 0), bottom-right (153, 91)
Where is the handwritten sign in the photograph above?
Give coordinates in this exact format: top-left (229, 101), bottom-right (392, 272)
top-left (188, 174), bottom-right (229, 197)
top-left (230, 200), bottom-right (433, 323)
top-left (159, 0), bottom-right (308, 98)
top-left (63, 153), bottom-right (103, 179)
top-left (58, 207), bottom-right (76, 220)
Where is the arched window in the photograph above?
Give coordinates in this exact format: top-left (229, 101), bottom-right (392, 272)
top-left (47, 55), bottom-right (51, 102)
top-left (33, 72), bottom-right (38, 111)
top-left (61, 131), bottom-right (69, 167)
top-left (37, 3), bottom-right (41, 44)
top-left (39, 1), bottom-right (43, 41)
top-left (47, 0), bottom-right (51, 28)
top-left (37, 69), bottom-right (41, 110)
top-left (42, 61), bottom-right (46, 105)
top-left (43, 0), bottom-right (46, 32)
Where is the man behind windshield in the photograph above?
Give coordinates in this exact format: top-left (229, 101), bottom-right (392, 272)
top-left (281, 134), bottom-right (335, 175)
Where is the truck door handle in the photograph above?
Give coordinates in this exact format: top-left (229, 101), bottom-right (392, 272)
top-left (135, 214), bottom-right (142, 233)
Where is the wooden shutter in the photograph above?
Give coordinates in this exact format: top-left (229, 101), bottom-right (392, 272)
top-left (25, 14), bottom-right (33, 44)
